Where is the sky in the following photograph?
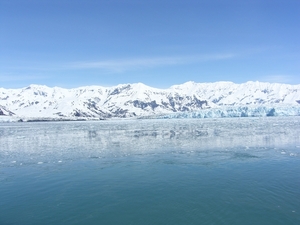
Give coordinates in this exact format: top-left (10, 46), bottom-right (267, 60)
top-left (1, 0), bottom-right (300, 88)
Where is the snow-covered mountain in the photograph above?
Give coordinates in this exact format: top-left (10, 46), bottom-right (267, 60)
top-left (0, 81), bottom-right (300, 120)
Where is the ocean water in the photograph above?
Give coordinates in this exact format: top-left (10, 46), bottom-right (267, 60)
top-left (0, 117), bottom-right (300, 225)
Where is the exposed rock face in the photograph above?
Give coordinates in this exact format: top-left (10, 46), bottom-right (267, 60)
top-left (0, 105), bottom-right (15, 116)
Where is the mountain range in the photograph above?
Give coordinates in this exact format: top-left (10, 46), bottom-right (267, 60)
top-left (1, 81), bottom-right (300, 120)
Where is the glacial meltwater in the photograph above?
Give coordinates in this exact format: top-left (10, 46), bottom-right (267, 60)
top-left (0, 117), bottom-right (300, 225)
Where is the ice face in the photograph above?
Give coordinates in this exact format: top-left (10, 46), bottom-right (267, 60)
top-left (154, 106), bottom-right (300, 119)
top-left (0, 116), bottom-right (19, 123)
top-left (0, 117), bottom-right (300, 167)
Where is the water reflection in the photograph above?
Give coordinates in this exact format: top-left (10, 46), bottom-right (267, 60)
top-left (0, 117), bottom-right (300, 165)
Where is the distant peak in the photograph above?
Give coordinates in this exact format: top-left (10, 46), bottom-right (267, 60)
top-left (183, 81), bottom-right (196, 85)
top-left (24, 84), bottom-right (49, 90)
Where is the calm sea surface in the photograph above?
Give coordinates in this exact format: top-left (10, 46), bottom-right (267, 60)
top-left (0, 117), bottom-right (300, 225)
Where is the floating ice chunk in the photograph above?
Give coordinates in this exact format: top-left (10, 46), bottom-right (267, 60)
top-left (37, 162), bottom-right (43, 164)
top-left (281, 151), bottom-right (286, 154)
top-left (16, 136), bottom-right (26, 139)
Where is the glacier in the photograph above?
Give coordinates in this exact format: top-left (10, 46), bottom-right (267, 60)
top-left (149, 105), bottom-right (300, 119)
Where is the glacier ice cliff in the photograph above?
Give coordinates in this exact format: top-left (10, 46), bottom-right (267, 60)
top-left (148, 106), bottom-right (300, 119)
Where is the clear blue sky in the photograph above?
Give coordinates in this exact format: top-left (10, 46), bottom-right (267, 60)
top-left (1, 0), bottom-right (299, 88)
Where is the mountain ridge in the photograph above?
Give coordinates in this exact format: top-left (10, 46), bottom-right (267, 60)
top-left (1, 81), bottom-right (300, 120)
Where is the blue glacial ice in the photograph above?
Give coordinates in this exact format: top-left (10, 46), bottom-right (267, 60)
top-left (154, 106), bottom-right (300, 119)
